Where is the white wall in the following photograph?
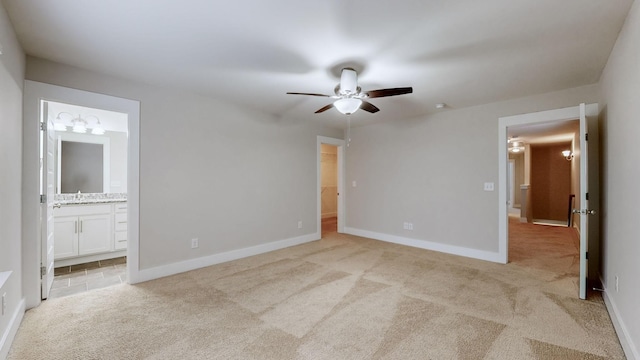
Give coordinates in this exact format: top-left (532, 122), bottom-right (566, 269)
top-left (599, 1), bottom-right (640, 358)
top-left (25, 58), bottom-right (343, 270)
top-left (108, 131), bottom-right (127, 193)
top-left (345, 84), bottom-right (599, 259)
top-left (0, 3), bottom-right (25, 358)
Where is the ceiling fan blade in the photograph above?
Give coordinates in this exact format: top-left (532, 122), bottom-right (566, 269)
top-left (315, 103), bottom-right (334, 113)
top-left (286, 92), bottom-right (331, 97)
top-left (360, 100), bottom-right (380, 113)
top-left (365, 87), bottom-right (413, 98)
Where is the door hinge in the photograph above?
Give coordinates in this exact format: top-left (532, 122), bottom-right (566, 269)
top-left (40, 194), bottom-right (47, 203)
top-left (585, 133), bottom-right (589, 141)
top-left (40, 265), bottom-right (46, 277)
top-left (586, 193), bottom-right (589, 201)
top-left (40, 122), bottom-right (47, 131)
top-left (585, 252), bottom-right (589, 260)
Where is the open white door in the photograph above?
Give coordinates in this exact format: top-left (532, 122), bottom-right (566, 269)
top-left (40, 101), bottom-right (55, 299)
top-left (499, 103), bottom-right (599, 299)
top-left (576, 103), bottom-right (596, 300)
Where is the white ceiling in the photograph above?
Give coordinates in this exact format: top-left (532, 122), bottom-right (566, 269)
top-left (3, 0), bottom-right (634, 129)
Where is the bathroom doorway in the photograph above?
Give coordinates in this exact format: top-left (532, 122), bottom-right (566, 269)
top-left (47, 101), bottom-right (130, 298)
top-left (23, 81), bottom-right (140, 308)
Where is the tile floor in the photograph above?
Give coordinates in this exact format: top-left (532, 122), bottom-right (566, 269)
top-left (50, 257), bottom-right (127, 299)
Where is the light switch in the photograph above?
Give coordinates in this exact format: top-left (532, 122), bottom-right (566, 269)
top-left (484, 182), bottom-right (495, 191)
top-left (352, 181), bottom-right (357, 187)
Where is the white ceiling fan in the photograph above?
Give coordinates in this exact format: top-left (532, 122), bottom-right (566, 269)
top-left (287, 68), bottom-right (413, 115)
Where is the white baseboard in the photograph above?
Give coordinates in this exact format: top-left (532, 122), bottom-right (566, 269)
top-left (602, 288), bottom-right (639, 360)
top-left (0, 298), bottom-right (25, 360)
top-left (344, 227), bottom-right (503, 263)
top-left (130, 232), bottom-right (320, 284)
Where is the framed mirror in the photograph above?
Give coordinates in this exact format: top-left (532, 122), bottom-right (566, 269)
top-left (56, 132), bottom-right (111, 194)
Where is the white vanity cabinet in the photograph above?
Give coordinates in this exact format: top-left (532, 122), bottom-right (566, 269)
top-left (113, 203), bottom-right (128, 250)
top-left (54, 204), bottom-right (112, 260)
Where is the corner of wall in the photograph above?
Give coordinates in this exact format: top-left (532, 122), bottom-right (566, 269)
top-left (603, 289), bottom-right (639, 360)
top-left (0, 298), bottom-right (25, 360)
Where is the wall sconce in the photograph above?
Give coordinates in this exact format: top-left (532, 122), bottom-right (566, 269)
top-left (562, 150), bottom-right (574, 161)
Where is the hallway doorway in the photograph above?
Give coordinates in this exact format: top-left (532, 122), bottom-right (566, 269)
top-left (317, 136), bottom-right (345, 237)
top-left (320, 144), bottom-right (338, 235)
top-left (498, 103), bottom-right (599, 299)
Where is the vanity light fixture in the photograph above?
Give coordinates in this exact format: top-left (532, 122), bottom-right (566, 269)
top-left (87, 116), bottom-right (105, 135)
top-left (72, 117), bottom-right (88, 133)
top-left (562, 150), bottom-right (574, 161)
top-left (54, 122), bottom-right (67, 132)
top-left (55, 112), bottom-right (105, 135)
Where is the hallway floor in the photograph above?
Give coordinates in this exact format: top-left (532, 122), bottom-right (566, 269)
top-left (321, 216), bottom-right (337, 235)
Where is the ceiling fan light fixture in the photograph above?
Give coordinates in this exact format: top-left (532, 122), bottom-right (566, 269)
top-left (508, 137), bottom-right (525, 153)
top-left (334, 98), bottom-right (362, 115)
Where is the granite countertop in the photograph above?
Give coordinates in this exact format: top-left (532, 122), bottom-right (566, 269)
top-left (55, 193), bottom-right (127, 206)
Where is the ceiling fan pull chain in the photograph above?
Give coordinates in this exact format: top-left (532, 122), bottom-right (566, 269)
top-left (347, 115), bottom-right (351, 147)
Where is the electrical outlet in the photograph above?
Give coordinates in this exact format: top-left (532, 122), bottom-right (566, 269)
top-left (298, 221), bottom-right (303, 229)
top-left (191, 238), bottom-right (199, 249)
top-left (408, 223), bottom-right (414, 231)
top-left (2, 293), bottom-right (6, 316)
top-left (484, 182), bottom-right (495, 191)
top-left (615, 276), bottom-right (619, 292)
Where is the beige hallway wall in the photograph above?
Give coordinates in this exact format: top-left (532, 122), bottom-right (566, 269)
top-left (530, 142), bottom-right (572, 222)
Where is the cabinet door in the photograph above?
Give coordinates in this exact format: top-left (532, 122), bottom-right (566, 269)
top-left (78, 214), bottom-right (112, 255)
top-left (54, 216), bottom-right (78, 259)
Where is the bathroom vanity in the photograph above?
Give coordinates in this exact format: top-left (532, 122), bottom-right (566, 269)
top-left (53, 193), bottom-right (127, 267)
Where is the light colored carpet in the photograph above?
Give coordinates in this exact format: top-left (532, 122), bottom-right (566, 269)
top-left (8, 225), bottom-right (624, 359)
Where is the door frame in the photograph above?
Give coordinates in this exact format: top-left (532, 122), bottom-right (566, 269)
top-left (317, 136), bottom-right (345, 235)
top-left (22, 81), bottom-right (140, 309)
top-left (498, 103), bottom-right (598, 298)
top-left (508, 159), bottom-right (515, 210)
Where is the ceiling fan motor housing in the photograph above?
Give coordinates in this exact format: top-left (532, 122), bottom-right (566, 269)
top-left (339, 68), bottom-right (358, 95)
